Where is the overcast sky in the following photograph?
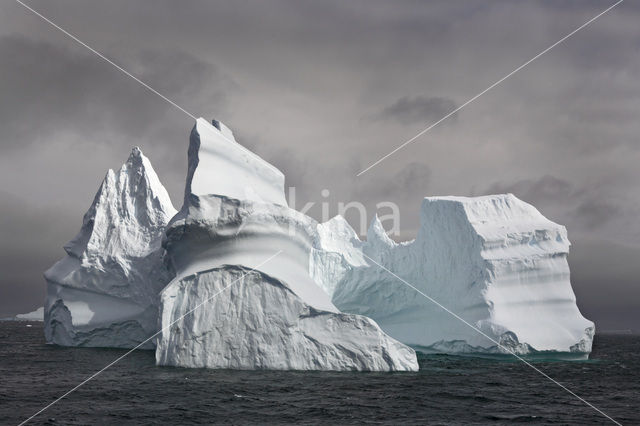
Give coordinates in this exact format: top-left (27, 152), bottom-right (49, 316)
top-left (0, 0), bottom-right (638, 330)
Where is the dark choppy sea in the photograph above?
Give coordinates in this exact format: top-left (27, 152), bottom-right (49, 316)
top-left (0, 322), bottom-right (638, 425)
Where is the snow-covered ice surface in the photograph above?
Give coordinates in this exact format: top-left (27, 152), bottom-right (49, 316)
top-left (312, 195), bottom-right (594, 357)
top-left (14, 307), bottom-right (44, 321)
top-left (44, 148), bottom-right (177, 349)
top-left (157, 119), bottom-right (418, 371)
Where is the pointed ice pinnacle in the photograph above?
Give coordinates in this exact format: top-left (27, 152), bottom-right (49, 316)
top-left (44, 147), bottom-right (177, 349)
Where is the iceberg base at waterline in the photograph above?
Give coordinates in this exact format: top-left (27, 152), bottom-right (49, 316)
top-left (156, 265), bottom-right (418, 371)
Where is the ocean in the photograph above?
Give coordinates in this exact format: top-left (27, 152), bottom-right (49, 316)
top-left (1, 321), bottom-right (638, 425)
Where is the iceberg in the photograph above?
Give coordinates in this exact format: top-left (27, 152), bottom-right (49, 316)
top-left (15, 307), bottom-right (44, 321)
top-left (312, 195), bottom-right (595, 357)
top-left (44, 147), bottom-right (177, 348)
top-left (156, 118), bottom-right (418, 371)
top-left (42, 116), bottom-right (593, 365)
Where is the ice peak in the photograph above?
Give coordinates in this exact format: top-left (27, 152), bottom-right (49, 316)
top-left (130, 146), bottom-right (143, 158)
top-left (184, 119), bottom-right (287, 206)
top-left (45, 147), bottom-right (177, 349)
top-left (324, 215), bottom-right (357, 236)
top-left (210, 118), bottom-right (236, 142)
top-left (367, 214), bottom-right (394, 246)
top-left (63, 148), bottom-right (176, 259)
top-left (122, 146), bottom-right (147, 172)
top-left (315, 215), bottom-right (363, 254)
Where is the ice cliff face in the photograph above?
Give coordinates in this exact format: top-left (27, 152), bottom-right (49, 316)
top-left (157, 265), bottom-right (417, 371)
top-left (156, 118), bottom-right (418, 371)
top-left (312, 195), bottom-right (594, 357)
top-left (44, 148), bottom-right (177, 348)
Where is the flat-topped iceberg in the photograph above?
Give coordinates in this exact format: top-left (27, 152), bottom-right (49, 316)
top-left (14, 307), bottom-right (44, 321)
top-left (312, 195), bottom-right (594, 357)
top-left (44, 148), bottom-right (176, 348)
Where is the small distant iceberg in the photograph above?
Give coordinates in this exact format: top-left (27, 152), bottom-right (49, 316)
top-left (15, 307), bottom-right (44, 321)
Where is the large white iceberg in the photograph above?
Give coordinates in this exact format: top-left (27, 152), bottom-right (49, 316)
top-left (312, 195), bottom-right (595, 357)
top-left (43, 117), bottom-right (594, 365)
top-left (44, 148), bottom-right (177, 348)
top-left (156, 118), bottom-right (418, 371)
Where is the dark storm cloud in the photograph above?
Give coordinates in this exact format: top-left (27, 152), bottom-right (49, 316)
top-left (0, 32), bottom-right (235, 316)
top-left (573, 198), bottom-right (621, 229)
top-left (374, 96), bottom-right (457, 126)
top-left (355, 162), bottom-right (431, 201)
top-left (569, 238), bottom-right (640, 331)
top-left (483, 175), bottom-right (623, 230)
top-left (0, 192), bottom-right (75, 315)
top-left (0, 34), bottom-right (231, 151)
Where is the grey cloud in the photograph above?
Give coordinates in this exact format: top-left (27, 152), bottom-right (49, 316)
top-left (374, 96), bottom-right (457, 126)
top-left (483, 175), bottom-right (622, 231)
top-left (573, 197), bottom-right (621, 229)
top-left (485, 175), bottom-right (577, 204)
top-left (355, 162), bottom-right (431, 201)
top-left (0, 35), bottom-right (231, 152)
top-left (0, 192), bottom-right (75, 316)
top-left (569, 237), bottom-right (640, 331)
top-left (127, 49), bottom-right (236, 116)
